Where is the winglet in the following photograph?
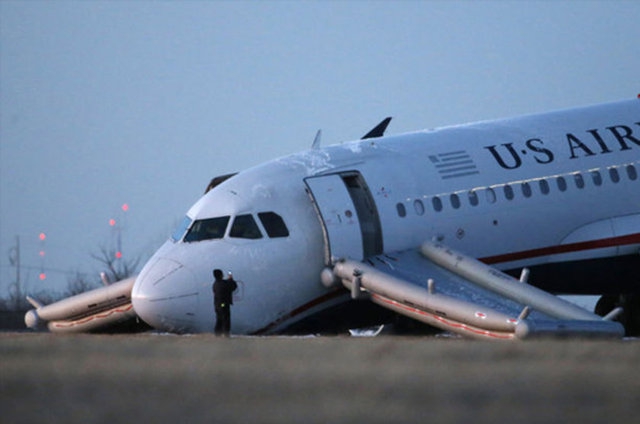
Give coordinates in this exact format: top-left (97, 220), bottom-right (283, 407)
top-left (311, 129), bottom-right (322, 149)
top-left (603, 307), bottom-right (624, 321)
top-left (361, 117), bottom-right (392, 140)
top-left (26, 295), bottom-right (44, 309)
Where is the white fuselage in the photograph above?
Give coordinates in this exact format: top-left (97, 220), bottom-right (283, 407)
top-left (131, 99), bottom-right (640, 334)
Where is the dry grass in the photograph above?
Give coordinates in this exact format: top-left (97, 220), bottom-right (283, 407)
top-left (1, 333), bottom-right (639, 423)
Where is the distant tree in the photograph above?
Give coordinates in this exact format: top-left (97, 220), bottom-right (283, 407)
top-left (3, 237), bottom-right (28, 311)
top-left (5, 281), bottom-right (29, 311)
top-left (0, 284), bottom-right (56, 311)
top-left (2, 279), bottom-right (58, 310)
top-left (1, 238), bottom-right (145, 309)
top-left (65, 271), bottom-right (101, 296)
top-left (61, 247), bottom-right (140, 297)
top-left (0, 297), bottom-right (9, 311)
top-left (90, 245), bottom-right (141, 284)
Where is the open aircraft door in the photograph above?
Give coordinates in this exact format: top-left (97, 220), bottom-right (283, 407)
top-left (305, 172), bottom-right (383, 265)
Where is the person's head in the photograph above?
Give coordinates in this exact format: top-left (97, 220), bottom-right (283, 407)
top-left (213, 269), bottom-right (223, 280)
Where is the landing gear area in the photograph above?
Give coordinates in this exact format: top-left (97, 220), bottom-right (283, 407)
top-left (595, 295), bottom-right (640, 337)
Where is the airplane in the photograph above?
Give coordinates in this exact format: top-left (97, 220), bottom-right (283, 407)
top-left (25, 97), bottom-right (640, 339)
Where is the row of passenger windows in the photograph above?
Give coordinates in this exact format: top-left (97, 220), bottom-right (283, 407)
top-left (172, 211), bottom-right (289, 243)
top-left (397, 163), bottom-right (638, 217)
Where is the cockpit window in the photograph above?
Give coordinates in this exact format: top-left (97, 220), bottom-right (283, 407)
top-left (258, 212), bottom-right (290, 238)
top-left (230, 214), bottom-right (263, 239)
top-left (171, 216), bottom-right (193, 242)
top-left (184, 216), bottom-right (230, 242)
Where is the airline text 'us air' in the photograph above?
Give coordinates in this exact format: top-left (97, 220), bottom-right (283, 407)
top-left (484, 122), bottom-right (640, 170)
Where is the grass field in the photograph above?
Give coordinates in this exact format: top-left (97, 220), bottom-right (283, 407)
top-left (1, 333), bottom-right (639, 423)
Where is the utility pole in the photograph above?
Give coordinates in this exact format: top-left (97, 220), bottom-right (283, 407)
top-left (8, 236), bottom-right (22, 310)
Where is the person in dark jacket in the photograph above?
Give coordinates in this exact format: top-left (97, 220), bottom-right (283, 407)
top-left (212, 268), bottom-right (238, 336)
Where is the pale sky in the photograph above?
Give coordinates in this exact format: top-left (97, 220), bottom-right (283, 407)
top-left (1, 0), bottom-right (639, 298)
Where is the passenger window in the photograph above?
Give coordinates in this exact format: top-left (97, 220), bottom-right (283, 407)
top-left (521, 182), bottom-right (532, 198)
top-left (230, 214), bottom-right (263, 239)
top-left (485, 188), bottom-right (496, 204)
top-left (574, 173), bottom-right (585, 189)
top-left (556, 176), bottom-right (567, 192)
top-left (627, 164), bottom-right (638, 181)
top-left (258, 212), bottom-right (289, 238)
top-left (396, 203), bottom-right (406, 218)
top-left (539, 179), bottom-right (550, 195)
top-left (503, 185), bottom-right (514, 200)
top-left (591, 170), bottom-right (603, 186)
top-left (414, 199), bottom-right (425, 216)
top-left (450, 193), bottom-right (461, 209)
top-left (468, 190), bottom-right (479, 206)
top-left (609, 167), bottom-right (620, 183)
top-left (184, 216), bottom-right (230, 242)
top-left (432, 196), bottom-right (443, 212)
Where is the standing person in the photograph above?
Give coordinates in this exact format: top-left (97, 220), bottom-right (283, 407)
top-left (212, 268), bottom-right (238, 336)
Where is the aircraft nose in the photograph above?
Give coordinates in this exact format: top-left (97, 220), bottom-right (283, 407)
top-left (132, 257), bottom-right (201, 333)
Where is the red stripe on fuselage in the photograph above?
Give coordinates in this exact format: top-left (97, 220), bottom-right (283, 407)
top-left (481, 233), bottom-right (640, 265)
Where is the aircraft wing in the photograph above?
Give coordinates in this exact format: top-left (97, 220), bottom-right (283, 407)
top-left (328, 241), bottom-right (624, 339)
top-left (24, 276), bottom-right (142, 333)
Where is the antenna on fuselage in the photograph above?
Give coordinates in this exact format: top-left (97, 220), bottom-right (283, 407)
top-left (312, 116), bottom-right (392, 149)
top-left (361, 117), bottom-right (392, 139)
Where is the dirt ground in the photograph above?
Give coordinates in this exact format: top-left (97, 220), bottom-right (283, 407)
top-left (1, 333), bottom-right (639, 424)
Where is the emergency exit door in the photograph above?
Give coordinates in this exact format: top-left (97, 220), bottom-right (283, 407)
top-left (304, 172), bottom-right (383, 265)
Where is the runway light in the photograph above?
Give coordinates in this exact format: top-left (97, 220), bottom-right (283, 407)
top-left (122, 203), bottom-right (129, 212)
top-left (39, 273), bottom-right (46, 280)
top-left (39, 233), bottom-right (46, 241)
top-left (109, 219), bottom-right (116, 227)
top-left (39, 250), bottom-right (45, 257)
top-left (115, 251), bottom-right (123, 259)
